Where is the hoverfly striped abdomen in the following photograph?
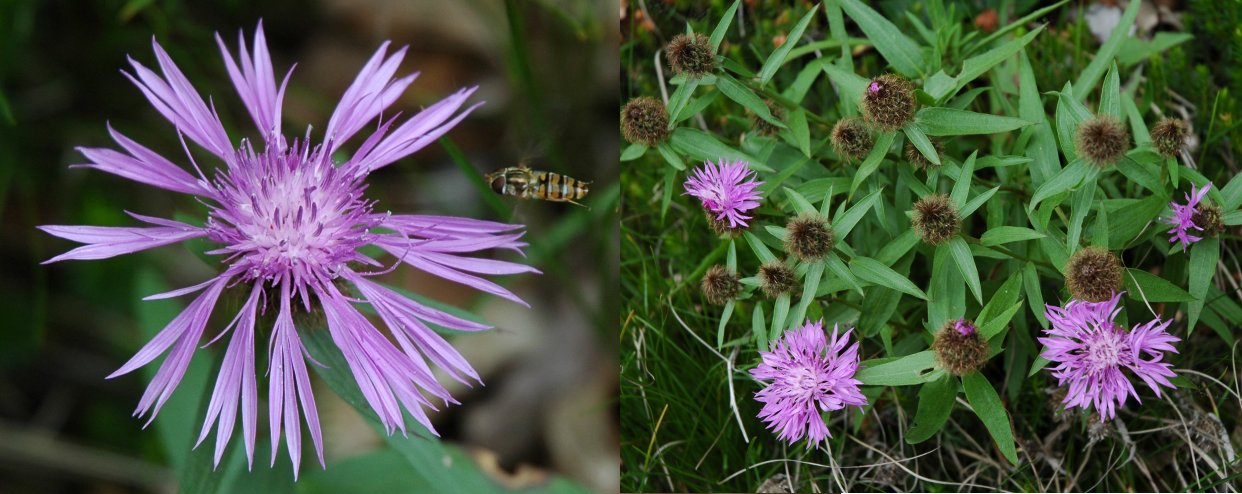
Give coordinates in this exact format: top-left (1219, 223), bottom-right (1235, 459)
top-left (485, 166), bottom-right (589, 207)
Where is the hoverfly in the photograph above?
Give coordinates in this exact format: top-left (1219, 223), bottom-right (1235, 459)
top-left (485, 165), bottom-right (590, 207)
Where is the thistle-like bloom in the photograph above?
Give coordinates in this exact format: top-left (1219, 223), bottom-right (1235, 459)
top-left (38, 23), bottom-right (538, 477)
top-left (1038, 292), bottom-right (1179, 421)
top-left (751, 320), bottom-right (867, 447)
top-left (683, 159), bottom-right (763, 229)
top-left (1162, 183), bottom-right (1212, 251)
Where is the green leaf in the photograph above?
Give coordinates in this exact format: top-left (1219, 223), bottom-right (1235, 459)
top-left (836, 0), bottom-right (924, 77)
top-left (757, 4), bottom-right (818, 85)
top-left (771, 293), bottom-right (791, 339)
top-left (1023, 262), bottom-right (1048, 327)
top-left (1066, 182), bottom-right (1096, 253)
top-left (1115, 155), bottom-right (1162, 194)
top-left (826, 252), bottom-right (864, 296)
top-left (1187, 237), bottom-right (1219, 333)
top-left (1029, 158), bottom-right (1088, 211)
top-left (976, 272), bottom-right (1022, 331)
top-left (1073, 0), bottom-right (1141, 101)
top-left (960, 186), bottom-right (998, 218)
top-left (1099, 62), bottom-right (1121, 120)
top-left (789, 262), bottom-right (825, 327)
top-left (666, 78), bottom-right (700, 124)
top-left (1018, 50), bottom-right (1061, 185)
top-left (784, 187), bottom-right (818, 215)
top-left (905, 374), bottom-right (957, 444)
top-left (620, 143), bottom-right (647, 161)
top-left (951, 151), bottom-right (977, 209)
top-left (716, 73), bottom-right (784, 129)
top-left (904, 123), bottom-right (940, 166)
top-left (1055, 84), bottom-right (1092, 160)
top-left (1124, 268), bottom-right (1196, 303)
top-left (708, 0), bottom-right (741, 50)
top-left (962, 373), bottom-right (1019, 465)
top-left (1221, 172), bottom-right (1242, 211)
top-left (744, 231), bottom-right (778, 263)
top-left (946, 237), bottom-right (982, 305)
top-left (753, 304), bottom-right (768, 349)
top-left (922, 70), bottom-right (956, 101)
top-left (789, 109), bottom-right (811, 157)
top-left (954, 26), bottom-right (1044, 95)
top-left (819, 61), bottom-right (867, 110)
top-left (1107, 195), bottom-right (1168, 250)
top-left (655, 142), bottom-right (685, 170)
top-left (850, 256), bottom-right (928, 300)
top-left (970, 0), bottom-right (1067, 52)
top-left (726, 239), bottom-right (737, 272)
top-left (670, 128), bottom-right (772, 171)
top-left (856, 351), bottom-right (939, 386)
top-left (1116, 32), bottom-right (1194, 66)
top-left (834, 188), bottom-right (882, 240)
top-left (915, 108), bottom-right (1033, 136)
top-left (717, 300), bottom-right (735, 348)
top-left (979, 301), bottom-right (1023, 341)
top-left (981, 226), bottom-right (1045, 246)
top-left (850, 131), bottom-right (895, 194)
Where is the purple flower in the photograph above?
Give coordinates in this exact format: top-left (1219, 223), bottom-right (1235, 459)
top-left (1038, 292), bottom-right (1179, 421)
top-left (1162, 183), bottom-right (1211, 251)
top-left (953, 318), bottom-right (976, 336)
top-left (868, 81), bottom-right (880, 93)
top-left (750, 320), bottom-right (867, 447)
top-left (683, 159), bottom-right (763, 229)
top-left (38, 23), bottom-right (538, 477)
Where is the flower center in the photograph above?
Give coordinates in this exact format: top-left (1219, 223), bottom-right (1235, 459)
top-left (1083, 326), bottom-right (1127, 374)
top-left (206, 139), bottom-right (379, 284)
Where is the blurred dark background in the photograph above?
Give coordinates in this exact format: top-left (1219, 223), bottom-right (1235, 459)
top-left (0, 0), bottom-right (618, 492)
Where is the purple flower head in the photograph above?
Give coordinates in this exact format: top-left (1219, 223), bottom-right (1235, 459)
top-left (750, 320), bottom-right (867, 447)
top-left (683, 159), bottom-right (763, 229)
top-left (868, 81), bottom-right (880, 93)
top-left (1162, 183), bottom-right (1211, 251)
top-left (38, 23), bottom-right (539, 477)
top-left (952, 318), bottom-right (976, 336)
top-left (1038, 292), bottom-right (1179, 421)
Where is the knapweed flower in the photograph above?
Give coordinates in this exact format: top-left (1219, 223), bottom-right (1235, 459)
top-left (751, 320), bottom-right (867, 447)
top-left (38, 23), bottom-right (538, 477)
top-left (931, 319), bottom-right (988, 376)
top-left (1163, 183), bottom-right (1222, 251)
top-left (683, 159), bottom-right (763, 230)
top-left (1039, 292), bottom-right (1179, 421)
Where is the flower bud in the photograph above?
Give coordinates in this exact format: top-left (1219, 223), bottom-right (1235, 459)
top-left (831, 117), bottom-right (874, 160)
top-left (905, 139), bottom-right (943, 171)
top-left (701, 265), bottom-right (740, 305)
top-left (666, 33), bottom-right (715, 78)
top-left (621, 97), bottom-right (670, 146)
top-left (912, 194), bottom-right (960, 245)
top-left (932, 319), bottom-right (989, 376)
top-left (861, 74), bottom-right (916, 132)
top-left (785, 213), bottom-right (835, 262)
top-left (1065, 246), bottom-right (1123, 302)
top-left (1150, 117), bottom-right (1189, 158)
top-left (1076, 116), bottom-right (1129, 167)
top-left (1193, 203), bottom-right (1225, 237)
top-left (758, 261), bottom-right (796, 298)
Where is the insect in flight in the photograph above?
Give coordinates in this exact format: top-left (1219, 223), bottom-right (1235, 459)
top-left (485, 165), bottom-right (590, 207)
